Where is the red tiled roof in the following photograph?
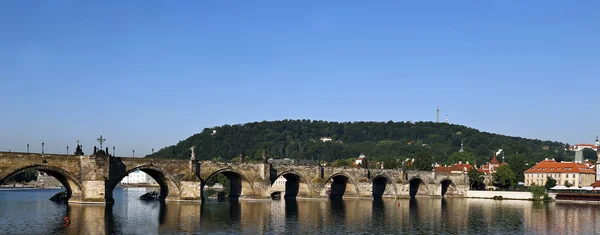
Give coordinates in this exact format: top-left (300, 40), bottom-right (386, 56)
top-left (434, 163), bottom-right (472, 173)
top-left (489, 155), bottom-right (500, 165)
top-left (593, 181), bottom-right (600, 188)
top-left (524, 159), bottom-right (596, 174)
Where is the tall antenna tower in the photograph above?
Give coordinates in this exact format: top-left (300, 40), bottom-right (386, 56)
top-left (436, 106), bottom-right (440, 123)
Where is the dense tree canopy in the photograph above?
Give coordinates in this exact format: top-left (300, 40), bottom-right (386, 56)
top-left (582, 148), bottom-right (598, 161)
top-left (445, 152), bottom-right (475, 165)
top-left (493, 165), bottom-right (517, 189)
top-left (468, 168), bottom-right (485, 190)
top-left (507, 155), bottom-right (527, 182)
top-left (145, 120), bottom-right (567, 168)
top-left (545, 177), bottom-right (557, 190)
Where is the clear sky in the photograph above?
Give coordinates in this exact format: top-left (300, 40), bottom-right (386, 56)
top-left (1, 1), bottom-right (599, 157)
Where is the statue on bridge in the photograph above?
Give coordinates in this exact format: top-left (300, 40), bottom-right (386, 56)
top-left (74, 144), bottom-right (84, 156)
top-left (189, 146), bottom-right (195, 161)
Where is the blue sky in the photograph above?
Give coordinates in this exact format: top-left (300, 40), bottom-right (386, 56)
top-left (1, 1), bottom-right (599, 156)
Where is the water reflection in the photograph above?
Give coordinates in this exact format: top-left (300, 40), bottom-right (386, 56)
top-left (3, 188), bottom-right (600, 234)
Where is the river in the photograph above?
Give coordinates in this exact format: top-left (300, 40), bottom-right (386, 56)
top-left (1, 188), bottom-right (600, 234)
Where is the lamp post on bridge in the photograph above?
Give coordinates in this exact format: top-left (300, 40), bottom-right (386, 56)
top-left (132, 150), bottom-right (135, 157)
top-left (42, 142), bottom-right (44, 155)
top-left (27, 144), bottom-right (29, 153)
top-left (113, 146), bottom-right (115, 157)
top-left (67, 146), bottom-right (69, 156)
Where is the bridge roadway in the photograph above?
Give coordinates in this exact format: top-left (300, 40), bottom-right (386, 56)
top-left (0, 152), bottom-right (469, 203)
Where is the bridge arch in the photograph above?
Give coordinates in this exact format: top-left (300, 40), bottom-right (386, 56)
top-left (440, 178), bottom-right (458, 197)
top-left (106, 165), bottom-right (182, 202)
top-left (0, 165), bottom-right (83, 202)
top-left (408, 176), bottom-right (430, 198)
top-left (202, 168), bottom-right (255, 200)
top-left (371, 174), bottom-right (397, 198)
top-left (270, 170), bottom-right (312, 198)
top-left (324, 172), bottom-right (359, 198)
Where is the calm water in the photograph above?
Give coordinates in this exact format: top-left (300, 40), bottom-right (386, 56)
top-left (1, 188), bottom-right (600, 234)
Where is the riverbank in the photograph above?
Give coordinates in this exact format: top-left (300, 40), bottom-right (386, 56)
top-left (0, 186), bottom-right (62, 191)
top-left (466, 190), bottom-right (539, 200)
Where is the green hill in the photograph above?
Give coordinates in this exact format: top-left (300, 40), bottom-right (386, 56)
top-left (145, 120), bottom-right (569, 167)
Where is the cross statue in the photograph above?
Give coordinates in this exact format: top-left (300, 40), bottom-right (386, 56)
top-left (97, 135), bottom-right (106, 150)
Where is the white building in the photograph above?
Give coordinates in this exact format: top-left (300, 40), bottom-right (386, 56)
top-left (271, 176), bottom-right (287, 192)
top-left (320, 137), bottom-right (332, 142)
top-left (355, 154), bottom-right (366, 165)
top-left (120, 170), bottom-right (157, 185)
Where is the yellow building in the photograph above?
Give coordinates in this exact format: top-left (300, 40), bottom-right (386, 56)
top-left (524, 159), bottom-right (596, 187)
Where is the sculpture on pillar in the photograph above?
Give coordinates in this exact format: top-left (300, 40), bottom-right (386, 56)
top-left (93, 146), bottom-right (97, 155)
top-left (262, 150), bottom-right (268, 164)
top-left (189, 146), bottom-right (196, 174)
top-left (74, 145), bottom-right (84, 156)
top-left (189, 146), bottom-right (196, 161)
top-left (239, 151), bottom-right (244, 163)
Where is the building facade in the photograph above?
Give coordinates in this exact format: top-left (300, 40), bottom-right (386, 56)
top-left (120, 170), bottom-right (157, 185)
top-left (524, 159), bottom-right (596, 187)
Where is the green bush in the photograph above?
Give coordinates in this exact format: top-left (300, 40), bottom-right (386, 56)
top-left (530, 185), bottom-right (546, 201)
top-left (564, 181), bottom-right (573, 188)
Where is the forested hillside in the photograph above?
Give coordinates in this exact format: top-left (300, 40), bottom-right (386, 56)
top-left (145, 120), bottom-right (570, 167)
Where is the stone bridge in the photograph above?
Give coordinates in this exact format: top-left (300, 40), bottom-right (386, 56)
top-left (0, 152), bottom-right (469, 203)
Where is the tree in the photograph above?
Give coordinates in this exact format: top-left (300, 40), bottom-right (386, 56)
top-left (564, 181), bottom-right (573, 188)
top-left (6, 169), bottom-right (38, 183)
top-left (530, 185), bottom-right (546, 201)
top-left (492, 165), bottom-right (516, 189)
top-left (507, 155), bottom-right (526, 182)
top-left (445, 151), bottom-right (475, 165)
top-left (545, 177), bottom-right (557, 190)
top-left (582, 148), bottom-right (598, 161)
top-left (468, 168), bottom-right (485, 190)
top-left (413, 151), bottom-right (434, 171)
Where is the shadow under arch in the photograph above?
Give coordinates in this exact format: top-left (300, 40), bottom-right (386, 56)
top-left (371, 174), bottom-right (398, 198)
top-left (440, 178), bottom-right (458, 197)
top-left (324, 173), bottom-right (359, 199)
top-left (0, 165), bottom-right (83, 202)
top-left (202, 169), bottom-right (255, 200)
top-left (106, 165), bottom-right (182, 203)
top-left (408, 177), bottom-right (429, 198)
top-left (270, 171), bottom-right (312, 199)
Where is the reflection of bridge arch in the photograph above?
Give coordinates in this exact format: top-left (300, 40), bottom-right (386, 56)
top-left (408, 176), bottom-right (430, 198)
top-left (202, 168), bottom-right (255, 199)
top-left (106, 165), bottom-right (182, 202)
top-left (324, 172), bottom-right (359, 198)
top-left (440, 178), bottom-right (458, 197)
top-left (371, 174), bottom-right (397, 198)
top-left (270, 170), bottom-right (312, 198)
top-left (0, 165), bottom-right (83, 202)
